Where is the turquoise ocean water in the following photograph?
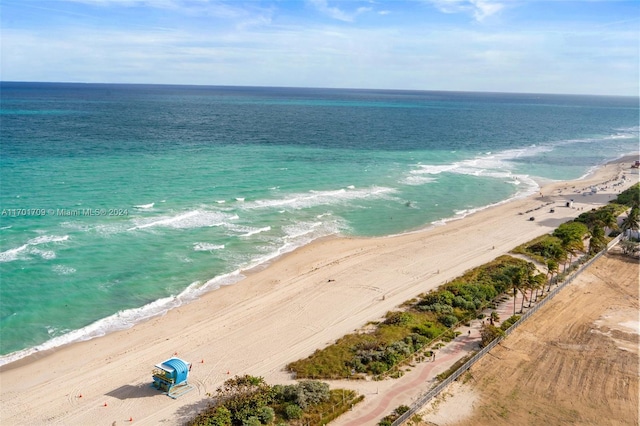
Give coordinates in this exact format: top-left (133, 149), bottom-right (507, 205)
top-left (0, 83), bottom-right (638, 365)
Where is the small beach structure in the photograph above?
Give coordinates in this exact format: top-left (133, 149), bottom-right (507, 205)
top-left (151, 357), bottom-right (194, 398)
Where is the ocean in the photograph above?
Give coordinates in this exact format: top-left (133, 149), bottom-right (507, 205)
top-left (0, 82), bottom-right (638, 365)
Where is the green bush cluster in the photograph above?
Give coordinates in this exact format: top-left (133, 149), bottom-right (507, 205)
top-left (499, 314), bottom-right (521, 331)
top-left (613, 182), bottom-right (640, 207)
top-left (513, 235), bottom-right (564, 264)
top-left (378, 405), bottom-right (410, 426)
top-left (190, 376), bottom-right (358, 426)
top-left (479, 324), bottom-right (504, 348)
top-left (272, 380), bottom-right (330, 411)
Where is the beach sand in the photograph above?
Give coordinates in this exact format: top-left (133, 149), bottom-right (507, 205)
top-left (1, 154), bottom-right (638, 426)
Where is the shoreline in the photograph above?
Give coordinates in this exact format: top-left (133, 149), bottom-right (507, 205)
top-left (0, 154), bottom-right (638, 425)
top-left (0, 177), bottom-right (535, 367)
top-left (0, 152), bottom-right (635, 367)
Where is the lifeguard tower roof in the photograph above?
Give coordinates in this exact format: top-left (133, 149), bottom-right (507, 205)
top-left (152, 357), bottom-right (193, 398)
top-left (155, 358), bottom-right (190, 385)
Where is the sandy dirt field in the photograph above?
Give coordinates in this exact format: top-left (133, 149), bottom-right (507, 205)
top-left (420, 253), bottom-right (639, 426)
top-left (0, 155), bottom-right (637, 426)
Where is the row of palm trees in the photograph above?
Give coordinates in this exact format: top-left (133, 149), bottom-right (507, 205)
top-left (508, 201), bottom-right (640, 317)
top-left (500, 263), bottom-right (546, 316)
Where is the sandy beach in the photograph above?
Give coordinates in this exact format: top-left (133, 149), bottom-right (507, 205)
top-left (1, 154), bottom-right (638, 426)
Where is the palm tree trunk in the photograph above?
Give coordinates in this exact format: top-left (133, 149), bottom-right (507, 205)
top-left (519, 290), bottom-right (527, 313)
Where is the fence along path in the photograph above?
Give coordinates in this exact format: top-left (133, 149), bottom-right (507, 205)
top-left (391, 236), bottom-right (621, 426)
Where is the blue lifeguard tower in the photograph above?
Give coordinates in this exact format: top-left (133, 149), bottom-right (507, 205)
top-left (151, 357), bottom-right (194, 398)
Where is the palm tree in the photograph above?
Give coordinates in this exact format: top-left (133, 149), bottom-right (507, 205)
top-left (505, 265), bottom-right (525, 316)
top-left (519, 269), bottom-right (531, 313)
top-left (530, 273), bottom-right (546, 305)
top-left (523, 262), bottom-right (537, 308)
top-left (561, 239), bottom-right (584, 272)
top-left (554, 222), bottom-right (588, 271)
top-left (588, 225), bottom-right (607, 255)
top-left (621, 206), bottom-right (639, 238)
top-left (546, 259), bottom-right (559, 292)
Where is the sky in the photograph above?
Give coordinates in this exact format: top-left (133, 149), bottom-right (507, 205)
top-left (1, 0), bottom-right (638, 95)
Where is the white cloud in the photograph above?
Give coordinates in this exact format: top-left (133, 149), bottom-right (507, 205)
top-left (308, 0), bottom-right (353, 22)
top-left (471, 0), bottom-right (504, 21)
top-left (427, 0), bottom-right (504, 21)
top-left (307, 0), bottom-right (374, 22)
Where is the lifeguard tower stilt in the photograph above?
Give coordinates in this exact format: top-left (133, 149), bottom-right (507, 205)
top-left (151, 357), bottom-right (194, 399)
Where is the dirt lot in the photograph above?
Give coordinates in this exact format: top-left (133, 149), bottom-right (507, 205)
top-left (420, 253), bottom-right (639, 426)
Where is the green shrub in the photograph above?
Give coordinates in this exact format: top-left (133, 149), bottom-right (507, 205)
top-left (439, 314), bottom-right (458, 328)
top-left (257, 406), bottom-right (274, 424)
top-left (384, 311), bottom-right (414, 326)
top-left (500, 315), bottom-right (521, 331)
top-left (417, 302), bottom-right (453, 314)
top-left (297, 380), bottom-right (330, 408)
top-left (369, 361), bottom-right (388, 375)
top-left (613, 183), bottom-right (640, 207)
top-left (242, 417), bottom-right (261, 426)
top-left (479, 324), bottom-right (504, 347)
top-left (199, 406), bottom-right (231, 426)
top-left (413, 324), bottom-right (437, 338)
top-left (394, 405), bottom-right (410, 415)
top-left (404, 333), bottom-right (429, 349)
top-left (284, 404), bottom-right (303, 420)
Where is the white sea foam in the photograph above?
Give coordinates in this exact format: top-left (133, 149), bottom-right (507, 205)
top-left (31, 248), bottom-right (56, 260)
top-left (243, 186), bottom-right (396, 211)
top-left (127, 210), bottom-right (235, 231)
top-left (0, 244), bottom-right (30, 262)
top-left (243, 226), bottom-right (271, 237)
top-left (406, 146), bottom-right (548, 197)
top-left (227, 225), bottom-right (272, 238)
top-left (401, 175), bottom-right (437, 186)
top-left (193, 242), bottom-right (225, 251)
top-left (53, 265), bottom-right (77, 275)
top-left (283, 221), bottom-right (323, 241)
top-left (127, 210), bottom-right (199, 230)
top-left (0, 235), bottom-right (69, 263)
top-left (134, 203), bottom-right (154, 209)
